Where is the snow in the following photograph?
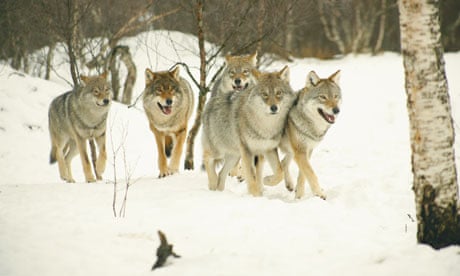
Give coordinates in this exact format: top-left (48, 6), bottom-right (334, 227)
top-left (1, 31), bottom-right (459, 276)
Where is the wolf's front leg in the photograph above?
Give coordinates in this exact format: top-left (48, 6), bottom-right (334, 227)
top-left (151, 125), bottom-right (169, 178)
top-left (240, 146), bottom-right (261, 196)
top-left (95, 134), bottom-right (107, 180)
top-left (76, 137), bottom-right (96, 183)
top-left (203, 150), bottom-right (218, 190)
top-left (168, 128), bottom-right (186, 174)
top-left (293, 151), bottom-right (325, 199)
top-left (217, 154), bottom-right (240, 191)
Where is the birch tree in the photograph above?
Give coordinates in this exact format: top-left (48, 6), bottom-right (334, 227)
top-left (398, 0), bottom-right (460, 249)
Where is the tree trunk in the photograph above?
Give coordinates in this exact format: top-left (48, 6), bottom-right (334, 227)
top-left (67, 0), bottom-right (80, 86)
top-left (184, 0), bottom-right (206, 170)
top-left (256, 0), bottom-right (265, 62)
top-left (120, 47), bottom-right (136, 105)
top-left (373, 0), bottom-right (387, 54)
top-left (317, 0), bottom-right (346, 54)
top-left (109, 50), bottom-right (120, 101)
top-left (398, 0), bottom-right (460, 249)
top-left (45, 43), bottom-right (55, 80)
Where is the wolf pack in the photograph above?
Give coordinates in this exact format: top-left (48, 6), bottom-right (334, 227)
top-left (48, 52), bottom-right (342, 200)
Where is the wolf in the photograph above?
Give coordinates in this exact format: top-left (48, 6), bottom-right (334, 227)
top-left (272, 70), bottom-right (341, 199)
top-left (210, 52), bottom-right (258, 97)
top-left (202, 66), bottom-right (296, 196)
top-left (48, 72), bottom-right (112, 183)
top-left (143, 66), bottom-right (194, 178)
top-left (205, 52), bottom-right (259, 180)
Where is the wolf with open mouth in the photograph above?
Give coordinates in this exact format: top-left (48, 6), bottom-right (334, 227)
top-left (142, 66), bottom-right (194, 178)
top-left (266, 70), bottom-right (342, 200)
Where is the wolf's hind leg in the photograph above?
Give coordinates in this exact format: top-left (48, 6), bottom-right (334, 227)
top-left (95, 134), bottom-right (107, 180)
top-left (55, 142), bottom-right (74, 183)
top-left (75, 137), bottom-right (96, 183)
top-left (63, 140), bottom-right (78, 183)
top-left (203, 150), bottom-right (218, 191)
top-left (281, 153), bottom-right (294, 192)
top-left (240, 147), bottom-right (261, 197)
top-left (263, 149), bottom-right (283, 186)
top-left (217, 154), bottom-right (239, 191)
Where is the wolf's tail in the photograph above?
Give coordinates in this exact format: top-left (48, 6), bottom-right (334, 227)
top-left (49, 145), bottom-right (57, 164)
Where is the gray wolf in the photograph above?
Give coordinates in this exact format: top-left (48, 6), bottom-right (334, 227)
top-left (210, 52), bottom-right (258, 97)
top-left (208, 52), bottom-right (258, 179)
top-left (202, 66), bottom-right (296, 196)
top-left (48, 72), bottom-right (112, 183)
top-left (273, 70), bottom-right (342, 199)
top-left (143, 66), bottom-right (194, 178)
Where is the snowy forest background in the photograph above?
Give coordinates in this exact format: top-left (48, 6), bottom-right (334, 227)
top-left (2, 0), bottom-right (460, 73)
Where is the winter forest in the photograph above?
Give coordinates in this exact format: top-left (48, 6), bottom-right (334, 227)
top-left (1, 0), bottom-right (460, 275)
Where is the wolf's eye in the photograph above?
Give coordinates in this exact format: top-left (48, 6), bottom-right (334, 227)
top-left (243, 69), bottom-right (249, 76)
top-left (262, 93), bottom-right (269, 99)
top-left (318, 95), bottom-right (327, 101)
top-left (93, 89), bottom-right (100, 95)
top-left (229, 71), bottom-right (235, 78)
top-left (333, 94), bottom-right (339, 99)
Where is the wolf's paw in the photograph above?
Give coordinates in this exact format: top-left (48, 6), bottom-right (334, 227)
top-left (314, 190), bottom-right (327, 200)
top-left (216, 183), bottom-right (225, 191)
top-left (158, 171), bottom-right (172, 178)
top-left (64, 177), bottom-right (76, 183)
top-left (86, 177), bottom-right (97, 183)
top-left (295, 186), bottom-right (305, 199)
top-left (285, 181), bottom-right (294, 192)
top-left (158, 168), bottom-right (177, 178)
top-left (248, 186), bottom-right (263, 197)
top-left (263, 175), bottom-right (282, 186)
top-left (208, 183), bottom-right (218, 191)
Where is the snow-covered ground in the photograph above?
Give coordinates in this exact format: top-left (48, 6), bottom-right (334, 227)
top-left (0, 31), bottom-right (459, 276)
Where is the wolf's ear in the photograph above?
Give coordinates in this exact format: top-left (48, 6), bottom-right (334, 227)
top-left (252, 69), bottom-right (261, 80)
top-left (80, 75), bottom-right (89, 85)
top-left (100, 71), bottom-right (108, 80)
top-left (145, 69), bottom-right (155, 85)
top-left (306, 71), bottom-right (320, 87)
top-left (278, 66), bottom-right (290, 82)
top-left (249, 51), bottom-right (257, 67)
top-left (329, 70), bottom-right (341, 85)
top-left (225, 54), bottom-right (232, 63)
top-left (170, 66), bottom-right (180, 80)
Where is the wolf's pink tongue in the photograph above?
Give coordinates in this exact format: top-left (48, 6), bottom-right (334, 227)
top-left (163, 106), bottom-right (172, 115)
top-left (326, 113), bottom-right (335, 123)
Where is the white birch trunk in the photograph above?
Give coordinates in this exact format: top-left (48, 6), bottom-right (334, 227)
top-left (398, 0), bottom-right (459, 248)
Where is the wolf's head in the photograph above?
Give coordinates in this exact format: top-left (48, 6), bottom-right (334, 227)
top-left (300, 70), bottom-right (341, 124)
top-left (79, 72), bottom-right (112, 108)
top-left (221, 52), bottom-right (258, 92)
top-left (143, 66), bottom-right (184, 116)
top-left (249, 66), bottom-right (295, 115)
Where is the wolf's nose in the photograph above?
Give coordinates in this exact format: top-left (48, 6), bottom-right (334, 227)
top-left (103, 99), bottom-right (110, 105)
top-left (234, 79), bottom-right (241, 85)
top-left (270, 105), bottom-right (278, 113)
top-left (332, 107), bottom-right (340, 114)
top-left (166, 98), bottom-right (173, 106)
